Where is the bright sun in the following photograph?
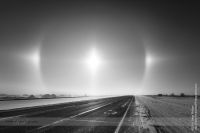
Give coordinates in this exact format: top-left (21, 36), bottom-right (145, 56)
top-left (86, 48), bottom-right (102, 74)
top-left (30, 49), bottom-right (40, 68)
top-left (145, 55), bottom-right (154, 67)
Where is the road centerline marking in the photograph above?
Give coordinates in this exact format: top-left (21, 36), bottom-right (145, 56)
top-left (27, 101), bottom-right (116, 133)
top-left (114, 97), bottom-right (133, 133)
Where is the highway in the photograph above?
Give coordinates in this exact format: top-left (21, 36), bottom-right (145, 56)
top-left (0, 96), bottom-right (135, 133)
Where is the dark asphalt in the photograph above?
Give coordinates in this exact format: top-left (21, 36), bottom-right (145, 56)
top-left (0, 96), bottom-right (135, 133)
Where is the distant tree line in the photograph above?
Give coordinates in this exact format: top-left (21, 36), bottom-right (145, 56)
top-left (0, 93), bottom-right (85, 101)
top-left (28, 94), bottom-right (57, 99)
top-left (157, 93), bottom-right (186, 97)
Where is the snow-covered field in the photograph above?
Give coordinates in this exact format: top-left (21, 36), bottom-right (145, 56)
top-left (0, 96), bottom-right (114, 110)
top-left (136, 96), bottom-right (200, 133)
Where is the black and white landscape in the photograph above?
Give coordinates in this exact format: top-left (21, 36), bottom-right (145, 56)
top-left (0, 0), bottom-right (199, 133)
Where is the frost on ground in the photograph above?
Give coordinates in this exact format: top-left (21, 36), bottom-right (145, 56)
top-left (119, 99), bottom-right (157, 133)
top-left (135, 96), bottom-right (200, 133)
top-left (133, 100), bottom-right (157, 133)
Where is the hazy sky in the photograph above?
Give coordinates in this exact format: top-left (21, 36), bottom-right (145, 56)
top-left (0, 0), bottom-right (200, 95)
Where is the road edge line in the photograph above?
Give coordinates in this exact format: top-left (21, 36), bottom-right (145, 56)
top-left (114, 96), bottom-right (133, 133)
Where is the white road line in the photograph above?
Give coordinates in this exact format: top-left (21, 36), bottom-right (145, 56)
top-left (114, 97), bottom-right (133, 133)
top-left (64, 118), bottom-right (119, 125)
top-left (0, 114), bottom-right (25, 121)
top-left (0, 99), bottom-right (111, 121)
top-left (28, 101), bottom-right (115, 133)
top-left (0, 105), bottom-right (74, 121)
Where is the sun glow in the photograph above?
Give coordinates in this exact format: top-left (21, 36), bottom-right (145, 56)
top-left (29, 48), bottom-right (40, 69)
top-left (145, 55), bottom-right (154, 67)
top-left (85, 48), bottom-right (102, 74)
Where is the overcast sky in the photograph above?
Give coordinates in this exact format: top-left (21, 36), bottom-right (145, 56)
top-left (0, 0), bottom-right (200, 95)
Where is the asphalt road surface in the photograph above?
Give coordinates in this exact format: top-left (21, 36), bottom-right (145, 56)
top-left (0, 96), bottom-right (135, 133)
